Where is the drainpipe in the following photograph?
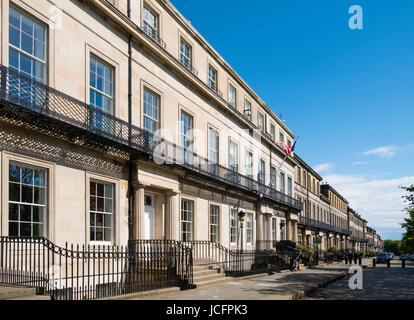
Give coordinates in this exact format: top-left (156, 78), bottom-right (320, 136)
top-left (127, 0), bottom-right (134, 242)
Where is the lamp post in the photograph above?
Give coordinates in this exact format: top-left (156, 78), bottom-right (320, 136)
top-left (238, 210), bottom-right (246, 252)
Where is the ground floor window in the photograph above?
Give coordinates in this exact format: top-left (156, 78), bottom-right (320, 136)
top-left (8, 163), bottom-right (46, 237)
top-left (230, 209), bottom-right (238, 244)
top-left (272, 218), bottom-right (277, 241)
top-left (209, 205), bottom-right (220, 243)
top-left (280, 221), bottom-right (286, 240)
top-left (246, 213), bottom-right (253, 244)
top-left (181, 199), bottom-right (194, 241)
top-left (90, 181), bottom-right (113, 243)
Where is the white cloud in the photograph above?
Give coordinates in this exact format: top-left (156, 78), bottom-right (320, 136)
top-left (323, 174), bottom-right (414, 240)
top-left (352, 161), bottom-right (369, 166)
top-left (362, 146), bottom-right (398, 158)
top-left (313, 163), bottom-right (334, 173)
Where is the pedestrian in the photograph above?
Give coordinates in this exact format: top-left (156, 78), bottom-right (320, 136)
top-left (348, 251), bottom-right (353, 265)
top-left (354, 252), bottom-right (358, 264)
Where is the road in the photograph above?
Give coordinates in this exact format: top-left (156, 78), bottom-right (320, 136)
top-left (305, 258), bottom-right (414, 300)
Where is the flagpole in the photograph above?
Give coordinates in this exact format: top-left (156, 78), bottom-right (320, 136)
top-left (275, 136), bottom-right (300, 188)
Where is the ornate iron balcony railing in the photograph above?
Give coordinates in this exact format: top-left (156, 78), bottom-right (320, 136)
top-left (298, 216), bottom-right (351, 235)
top-left (0, 65), bottom-right (302, 211)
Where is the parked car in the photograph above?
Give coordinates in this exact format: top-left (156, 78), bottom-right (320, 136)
top-left (399, 254), bottom-right (408, 260)
top-left (377, 252), bottom-right (391, 263)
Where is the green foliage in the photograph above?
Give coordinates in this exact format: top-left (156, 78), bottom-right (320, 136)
top-left (359, 251), bottom-right (367, 258)
top-left (298, 245), bottom-right (316, 268)
top-left (400, 185), bottom-right (414, 253)
top-left (384, 240), bottom-right (401, 255)
top-left (328, 246), bottom-right (337, 253)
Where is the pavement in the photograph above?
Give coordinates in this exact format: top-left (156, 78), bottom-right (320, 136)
top-left (305, 258), bottom-right (414, 300)
top-left (127, 259), bottom-right (373, 300)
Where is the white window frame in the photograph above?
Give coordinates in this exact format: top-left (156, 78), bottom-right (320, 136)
top-left (89, 180), bottom-right (114, 245)
top-left (181, 199), bottom-right (194, 242)
top-left (8, 162), bottom-right (47, 238)
top-left (228, 83), bottom-right (236, 107)
top-left (230, 209), bottom-right (238, 245)
top-left (209, 204), bottom-right (220, 243)
top-left (143, 87), bottom-right (160, 134)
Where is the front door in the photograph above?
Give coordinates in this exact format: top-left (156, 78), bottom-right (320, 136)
top-left (144, 194), bottom-right (155, 240)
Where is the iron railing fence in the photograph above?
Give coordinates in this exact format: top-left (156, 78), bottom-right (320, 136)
top-left (184, 240), bottom-right (302, 275)
top-left (0, 237), bottom-right (193, 300)
top-left (0, 65), bottom-right (302, 212)
top-left (298, 216), bottom-right (351, 236)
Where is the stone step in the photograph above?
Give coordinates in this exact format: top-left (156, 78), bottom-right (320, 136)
top-left (193, 273), bottom-right (226, 283)
top-left (195, 275), bottom-right (235, 288)
top-left (193, 269), bottom-right (221, 277)
top-left (6, 295), bottom-right (51, 300)
top-left (0, 286), bottom-right (37, 300)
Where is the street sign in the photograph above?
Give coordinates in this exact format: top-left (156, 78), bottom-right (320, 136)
top-left (313, 238), bottom-right (322, 244)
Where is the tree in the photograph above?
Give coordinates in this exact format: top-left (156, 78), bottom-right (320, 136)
top-left (384, 240), bottom-right (400, 255)
top-left (400, 185), bottom-right (414, 253)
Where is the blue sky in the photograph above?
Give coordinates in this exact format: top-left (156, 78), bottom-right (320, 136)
top-left (170, 0), bottom-right (414, 240)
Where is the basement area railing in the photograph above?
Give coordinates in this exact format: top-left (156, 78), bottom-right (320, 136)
top-left (0, 237), bottom-right (193, 300)
top-left (184, 240), bottom-right (302, 275)
top-left (0, 65), bottom-right (302, 212)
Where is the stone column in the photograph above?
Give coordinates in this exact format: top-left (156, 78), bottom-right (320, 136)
top-left (266, 215), bottom-right (272, 249)
top-left (165, 192), bottom-right (179, 240)
top-left (256, 212), bottom-right (263, 249)
top-left (134, 185), bottom-right (145, 240)
top-left (292, 221), bottom-right (298, 243)
top-left (285, 216), bottom-right (291, 241)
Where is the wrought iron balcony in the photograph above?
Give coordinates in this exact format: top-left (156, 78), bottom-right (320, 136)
top-left (0, 65), bottom-right (302, 212)
top-left (298, 216), bottom-right (351, 235)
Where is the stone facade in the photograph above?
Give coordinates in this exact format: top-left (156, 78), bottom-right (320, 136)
top-left (0, 0), bottom-right (380, 252)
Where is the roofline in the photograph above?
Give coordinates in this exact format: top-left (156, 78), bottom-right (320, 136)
top-left (293, 154), bottom-right (323, 181)
top-left (321, 183), bottom-right (349, 204)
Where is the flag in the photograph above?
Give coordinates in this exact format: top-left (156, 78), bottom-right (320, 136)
top-left (276, 141), bottom-right (293, 157)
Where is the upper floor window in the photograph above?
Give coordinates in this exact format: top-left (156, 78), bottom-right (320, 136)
top-left (90, 180), bottom-right (114, 243)
top-left (280, 172), bottom-right (285, 193)
top-left (258, 159), bottom-right (265, 184)
top-left (287, 177), bottom-right (293, 197)
top-left (179, 39), bottom-right (192, 70)
top-left (9, 7), bottom-right (47, 83)
top-left (228, 84), bottom-right (236, 108)
top-left (8, 163), bottom-right (46, 237)
top-left (270, 124), bottom-right (276, 141)
top-left (208, 65), bottom-right (217, 92)
top-left (143, 5), bottom-right (159, 41)
top-left (302, 170), bottom-right (306, 187)
top-left (90, 56), bottom-right (114, 115)
top-left (180, 111), bottom-right (193, 151)
top-left (279, 132), bottom-right (284, 143)
top-left (297, 167), bottom-right (301, 185)
top-left (245, 151), bottom-right (253, 178)
top-left (244, 99), bottom-right (252, 120)
top-left (258, 112), bottom-right (265, 132)
top-left (143, 88), bottom-right (160, 134)
top-left (288, 140), bottom-right (292, 147)
top-left (270, 166), bottom-right (276, 189)
top-left (208, 128), bottom-right (219, 169)
top-left (229, 140), bottom-right (238, 172)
